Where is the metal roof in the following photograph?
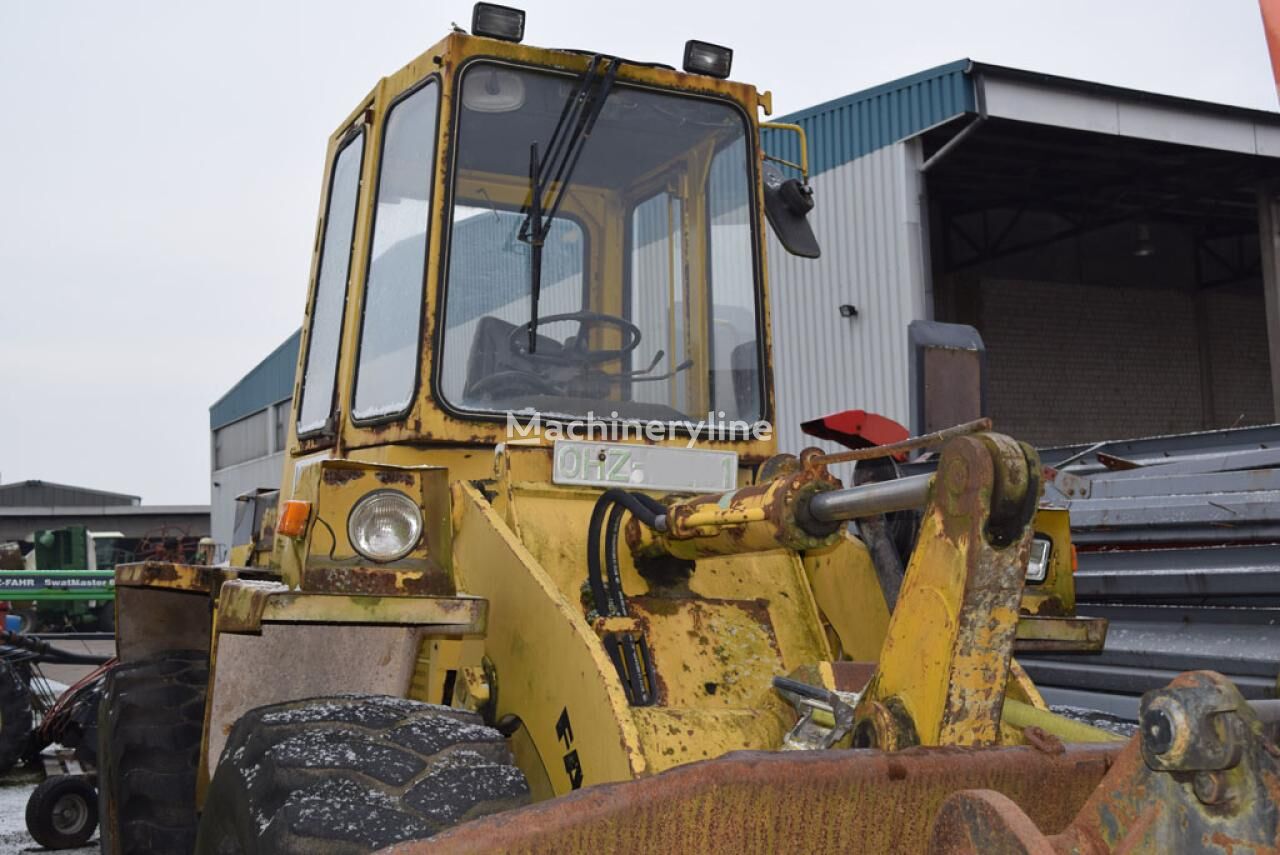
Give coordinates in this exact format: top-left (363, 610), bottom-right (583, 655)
top-left (209, 329), bottom-right (301, 430)
top-left (767, 59), bottom-right (1280, 177)
top-left (767, 60), bottom-right (975, 175)
top-left (0, 505), bottom-right (209, 517)
top-left (0, 480), bottom-right (141, 507)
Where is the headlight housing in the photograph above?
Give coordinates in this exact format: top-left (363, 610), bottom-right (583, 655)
top-left (1025, 536), bottom-right (1052, 584)
top-left (347, 490), bottom-right (422, 563)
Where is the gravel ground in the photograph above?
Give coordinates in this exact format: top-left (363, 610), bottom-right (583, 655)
top-left (0, 765), bottom-right (96, 854)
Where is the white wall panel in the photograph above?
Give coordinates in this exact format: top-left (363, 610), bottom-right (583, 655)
top-left (210, 452), bottom-right (284, 559)
top-left (766, 141), bottom-right (927, 459)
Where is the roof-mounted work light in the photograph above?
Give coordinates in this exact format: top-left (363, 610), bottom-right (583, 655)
top-left (471, 3), bottom-right (525, 43)
top-left (682, 40), bottom-right (733, 79)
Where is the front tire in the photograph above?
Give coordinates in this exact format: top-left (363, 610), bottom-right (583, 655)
top-left (195, 695), bottom-right (530, 854)
top-left (98, 650), bottom-right (207, 854)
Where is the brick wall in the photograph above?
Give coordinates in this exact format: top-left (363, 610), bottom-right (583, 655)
top-left (973, 279), bottom-right (1271, 446)
top-left (1203, 289), bottom-right (1275, 426)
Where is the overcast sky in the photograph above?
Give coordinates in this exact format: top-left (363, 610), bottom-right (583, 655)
top-left (0, 0), bottom-right (1275, 505)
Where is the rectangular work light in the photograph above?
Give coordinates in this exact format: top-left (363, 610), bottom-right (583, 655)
top-left (682, 40), bottom-right (733, 79)
top-left (472, 3), bottom-right (526, 42)
top-left (1025, 536), bottom-right (1052, 584)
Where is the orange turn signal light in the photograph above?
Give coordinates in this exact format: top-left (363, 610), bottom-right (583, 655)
top-left (1070, 544), bottom-right (1079, 573)
top-left (278, 500), bottom-right (312, 538)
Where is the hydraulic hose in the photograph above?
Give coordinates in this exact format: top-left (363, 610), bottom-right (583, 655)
top-left (0, 630), bottom-right (114, 665)
top-left (587, 490), bottom-right (666, 617)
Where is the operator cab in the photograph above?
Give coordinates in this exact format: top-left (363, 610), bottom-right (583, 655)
top-left (292, 4), bottom-right (818, 462)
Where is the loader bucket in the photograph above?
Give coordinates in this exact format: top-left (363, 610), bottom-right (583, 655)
top-left (383, 742), bottom-right (1120, 854)
top-left (384, 671), bottom-right (1280, 855)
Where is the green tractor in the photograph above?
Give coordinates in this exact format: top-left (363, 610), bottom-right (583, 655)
top-left (1, 526), bottom-right (120, 632)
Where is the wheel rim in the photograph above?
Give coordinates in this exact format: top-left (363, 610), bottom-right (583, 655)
top-left (52, 792), bottom-right (89, 835)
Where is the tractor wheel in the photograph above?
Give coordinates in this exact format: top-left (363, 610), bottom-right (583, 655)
top-left (26, 774), bottom-right (99, 850)
top-left (0, 658), bottom-right (34, 774)
top-left (98, 650), bottom-right (207, 855)
top-left (195, 695), bottom-right (530, 855)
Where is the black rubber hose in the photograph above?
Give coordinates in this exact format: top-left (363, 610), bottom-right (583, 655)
top-left (630, 492), bottom-right (668, 516)
top-left (620, 633), bottom-right (650, 705)
top-left (586, 497), bottom-right (614, 616)
top-left (587, 490), bottom-right (667, 616)
top-left (772, 675), bottom-right (830, 702)
top-left (604, 503), bottom-right (628, 616)
top-left (597, 489), bottom-right (663, 528)
top-left (0, 631), bottom-right (112, 665)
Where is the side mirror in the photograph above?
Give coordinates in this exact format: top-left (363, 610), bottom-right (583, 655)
top-left (762, 161), bottom-right (820, 258)
top-left (760, 121), bottom-right (820, 258)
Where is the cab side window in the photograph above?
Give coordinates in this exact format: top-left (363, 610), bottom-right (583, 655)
top-left (353, 82), bottom-right (440, 420)
top-left (297, 131), bottom-right (366, 436)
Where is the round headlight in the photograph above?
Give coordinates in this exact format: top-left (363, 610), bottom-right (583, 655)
top-left (347, 490), bottom-right (422, 563)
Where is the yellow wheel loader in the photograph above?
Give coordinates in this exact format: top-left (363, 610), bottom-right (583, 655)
top-left (100, 6), bottom-right (1280, 853)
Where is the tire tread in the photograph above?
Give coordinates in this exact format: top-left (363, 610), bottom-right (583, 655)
top-left (98, 650), bottom-right (207, 855)
top-left (196, 695), bottom-right (530, 855)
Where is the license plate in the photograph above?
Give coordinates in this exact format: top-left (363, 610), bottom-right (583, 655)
top-left (552, 441), bottom-right (737, 494)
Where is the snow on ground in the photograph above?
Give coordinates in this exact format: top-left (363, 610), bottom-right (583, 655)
top-left (0, 765), bottom-right (96, 855)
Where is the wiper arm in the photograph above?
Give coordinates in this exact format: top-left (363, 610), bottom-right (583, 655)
top-left (519, 55), bottom-right (619, 353)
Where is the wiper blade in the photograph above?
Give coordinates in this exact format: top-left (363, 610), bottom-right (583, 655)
top-left (519, 55), bottom-right (619, 353)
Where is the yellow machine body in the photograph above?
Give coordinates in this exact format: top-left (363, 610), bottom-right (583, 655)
top-left (116, 21), bottom-right (1099, 800)
top-left (104, 17), bottom-right (1280, 855)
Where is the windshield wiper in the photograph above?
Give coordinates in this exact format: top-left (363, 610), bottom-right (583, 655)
top-left (518, 55), bottom-right (618, 353)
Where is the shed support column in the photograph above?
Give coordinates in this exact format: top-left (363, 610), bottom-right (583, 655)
top-left (1257, 190), bottom-right (1280, 421)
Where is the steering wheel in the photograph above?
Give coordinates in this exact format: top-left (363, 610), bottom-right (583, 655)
top-left (508, 311), bottom-right (642, 366)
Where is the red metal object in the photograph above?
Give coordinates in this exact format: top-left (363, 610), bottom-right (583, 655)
top-left (801, 410), bottom-right (910, 454)
top-left (1262, 0), bottom-right (1280, 104)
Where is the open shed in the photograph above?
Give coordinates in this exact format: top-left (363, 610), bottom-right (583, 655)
top-left (766, 60), bottom-right (1280, 452)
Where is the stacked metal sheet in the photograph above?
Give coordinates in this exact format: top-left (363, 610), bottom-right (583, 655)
top-left (1020, 425), bottom-right (1280, 719)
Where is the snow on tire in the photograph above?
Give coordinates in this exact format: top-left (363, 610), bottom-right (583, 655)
top-left (195, 695), bottom-right (530, 855)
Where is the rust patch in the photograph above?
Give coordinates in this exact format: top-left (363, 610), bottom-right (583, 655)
top-left (831, 661), bottom-right (877, 694)
top-left (117, 560), bottom-right (275, 593)
top-left (376, 470), bottom-right (416, 486)
top-left (322, 467), bottom-right (367, 485)
top-left (1023, 726), bottom-right (1065, 756)
top-left (1019, 596), bottom-right (1069, 617)
top-left (302, 561), bottom-right (455, 596)
top-left (140, 562), bottom-right (180, 582)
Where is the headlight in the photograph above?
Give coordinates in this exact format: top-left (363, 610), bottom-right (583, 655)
top-left (347, 491), bottom-right (422, 563)
top-left (1026, 536), bottom-right (1052, 584)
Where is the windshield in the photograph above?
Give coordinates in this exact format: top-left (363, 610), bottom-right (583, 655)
top-left (439, 61), bottom-right (763, 427)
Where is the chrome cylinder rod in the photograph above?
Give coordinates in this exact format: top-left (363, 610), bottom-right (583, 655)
top-left (807, 473), bottom-right (932, 523)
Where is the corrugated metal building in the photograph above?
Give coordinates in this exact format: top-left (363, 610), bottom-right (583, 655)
top-left (765, 60), bottom-right (1280, 457)
top-left (209, 331), bottom-right (301, 552)
top-left (0, 480), bottom-right (207, 541)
